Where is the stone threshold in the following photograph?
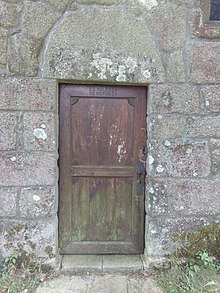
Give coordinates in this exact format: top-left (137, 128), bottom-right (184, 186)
top-left (61, 255), bottom-right (146, 274)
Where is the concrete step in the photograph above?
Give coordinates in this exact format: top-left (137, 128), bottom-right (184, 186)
top-left (61, 255), bottom-right (145, 274)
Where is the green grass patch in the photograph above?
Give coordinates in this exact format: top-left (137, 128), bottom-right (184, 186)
top-left (0, 252), bottom-right (54, 293)
top-left (155, 224), bottom-right (220, 293)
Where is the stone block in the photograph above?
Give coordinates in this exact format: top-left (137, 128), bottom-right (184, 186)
top-left (148, 5), bottom-right (187, 51)
top-left (36, 275), bottom-right (88, 293)
top-left (147, 217), bottom-right (209, 256)
top-left (167, 50), bottom-right (185, 82)
top-left (0, 187), bottom-right (17, 217)
top-left (62, 255), bottom-right (102, 273)
top-left (78, 0), bottom-right (119, 4)
top-left (0, 28), bottom-right (7, 72)
top-left (0, 1), bottom-right (21, 28)
top-left (103, 255), bottom-right (143, 273)
top-left (23, 113), bottom-right (56, 151)
top-left (188, 42), bottom-right (220, 84)
top-left (127, 0), bottom-right (159, 16)
top-left (149, 140), bottom-right (211, 177)
top-left (8, 33), bottom-right (42, 76)
top-left (210, 138), bottom-right (220, 155)
top-left (149, 84), bottom-right (200, 114)
top-left (161, 0), bottom-right (197, 7)
top-left (0, 218), bottom-right (57, 258)
top-left (0, 78), bottom-right (56, 111)
top-left (201, 86), bottom-right (220, 113)
top-left (42, 9), bottom-right (165, 83)
top-left (19, 187), bottom-right (56, 218)
top-left (0, 152), bottom-right (56, 186)
top-left (147, 179), bottom-right (169, 216)
top-left (170, 179), bottom-right (220, 215)
top-left (48, 0), bottom-right (70, 11)
top-left (150, 114), bottom-right (185, 139)
top-left (186, 116), bottom-right (220, 138)
top-left (91, 275), bottom-right (127, 293)
top-left (0, 112), bottom-right (19, 150)
top-left (23, 2), bottom-right (61, 39)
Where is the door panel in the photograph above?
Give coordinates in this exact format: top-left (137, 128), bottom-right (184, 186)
top-left (59, 84), bottom-right (147, 254)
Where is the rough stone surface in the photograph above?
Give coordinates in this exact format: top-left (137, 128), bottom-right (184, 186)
top-left (42, 9), bottom-right (165, 82)
top-left (148, 5), bottom-right (187, 51)
top-left (148, 217), bottom-right (209, 256)
top-left (19, 187), bottom-right (56, 218)
top-left (149, 84), bottom-right (200, 114)
top-left (167, 50), bottom-right (185, 82)
top-left (188, 42), bottom-right (220, 84)
top-left (0, 1), bottom-right (21, 28)
top-left (35, 274), bottom-right (161, 293)
top-left (149, 140), bottom-right (211, 177)
top-left (62, 255), bottom-right (102, 273)
top-left (0, 0), bottom-right (219, 263)
top-left (0, 79), bottom-right (57, 110)
top-left (22, 2), bottom-right (61, 39)
top-left (92, 275), bottom-right (127, 293)
top-left (161, 0), bottom-right (197, 7)
top-left (210, 139), bottom-right (220, 156)
top-left (170, 179), bottom-right (220, 215)
top-left (8, 33), bottom-right (42, 76)
top-left (150, 114), bottom-right (185, 139)
top-left (0, 28), bottom-right (7, 72)
top-left (23, 113), bottom-right (56, 151)
top-left (201, 86), bottom-right (220, 113)
top-left (0, 112), bottom-right (19, 150)
top-left (0, 218), bottom-right (57, 258)
top-left (186, 116), bottom-right (220, 138)
top-left (103, 255), bottom-right (143, 273)
top-left (0, 187), bottom-right (17, 217)
top-left (147, 179), bottom-right (169, 216)
top-left (0, 152), bottom-right (56, 186)
top-left (48, 0), bottom-right (70, 11)
top-left (78, 0), bottom-right (119, 4)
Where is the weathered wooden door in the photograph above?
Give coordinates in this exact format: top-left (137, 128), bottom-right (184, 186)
top-left (59, 84), bottom-right (146, 254)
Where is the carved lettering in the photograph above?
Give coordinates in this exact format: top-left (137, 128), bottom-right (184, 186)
top-left (89, 87), bottom-right (117, 97)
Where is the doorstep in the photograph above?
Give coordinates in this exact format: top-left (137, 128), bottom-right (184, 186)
top-left (61, 255), bottom-right (145, 274)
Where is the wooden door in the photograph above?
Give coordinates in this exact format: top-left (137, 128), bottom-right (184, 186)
top-left (59, 84), bottom-right (147, 254)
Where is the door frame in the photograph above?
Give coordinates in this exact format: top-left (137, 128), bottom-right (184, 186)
top-left (58, 83), bottom-right (148, 255)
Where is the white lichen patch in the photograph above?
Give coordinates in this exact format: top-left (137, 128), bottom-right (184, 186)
top-left (148, 155), bottom-right (154, 165)
top-left (90, 53), bottom-right (113, 79)
top-left (33, 195), bottom-right (40, 201)
top-left (137, 0), bottom-right (158, 10)
top-left (142, 69), bottom-right (151, 79)
top-left (33, 128), bottom-right (47, 140)
top-left (116, 65), bottom-right (126, 82)
top-left (164, 140), bottom-right (171, 147)
top-left (125, 57), bottom-right (137, 73)
top-left (156, 165), bottom-right (164, 173)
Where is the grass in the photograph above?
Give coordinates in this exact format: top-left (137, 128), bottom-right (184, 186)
top-left (155, 224), bottom-right (220, 293)
top-left (0, 253), bottom-right (54, 293)
top-left (156, 255), bottom-right (220, 293)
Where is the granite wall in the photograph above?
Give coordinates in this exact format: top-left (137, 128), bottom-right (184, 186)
top-left (0, 0), bottom-right (220, 265)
